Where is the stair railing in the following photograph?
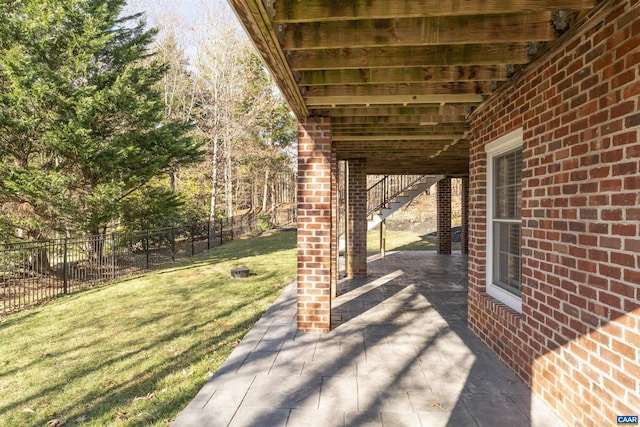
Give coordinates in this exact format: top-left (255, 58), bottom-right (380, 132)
top-left (366, 175), bottom-right (427, 216)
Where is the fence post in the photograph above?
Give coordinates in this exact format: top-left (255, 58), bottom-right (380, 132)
top-left (111, 232), bottom-right (116, 279)
top-left (383, 176), bottom-right (387, 208)
top-left (219, 220), bottom-right (223, 246)
top-left (171, 226), bottom-right (175, 262)
top-left (145, 229), bottom-right (150, 269)
top-left (231, 216), bottom-right (234, 241)
top-left (63, 237), bottom-right (68, 295)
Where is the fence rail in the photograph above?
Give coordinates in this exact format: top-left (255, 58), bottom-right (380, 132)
top-left (1, 207), bottom-right (296, 314)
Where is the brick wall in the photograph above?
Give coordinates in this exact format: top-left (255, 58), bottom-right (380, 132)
top-left (468, 1), bottom-right (640, 425)
top-left (437, 177), bottom-right (452, 254)
top-left (347, 159), bottom-right (367, 278)
top-left (297, 118), bottom-right (334, 332)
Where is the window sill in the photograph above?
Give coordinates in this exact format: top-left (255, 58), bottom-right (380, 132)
top-left (479, 292), bottom-right (522, 328)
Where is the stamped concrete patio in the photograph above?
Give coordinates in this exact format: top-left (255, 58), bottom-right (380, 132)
top-left (172, 251), bottom-right (564, 427)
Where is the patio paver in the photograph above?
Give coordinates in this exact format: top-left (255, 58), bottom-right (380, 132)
top-left (173, 251), bottom-right (565, 427)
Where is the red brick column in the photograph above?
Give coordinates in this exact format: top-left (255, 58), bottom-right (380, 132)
top-left (297, 118), bottom-right (333, 332)
top-left (437, 177), bottom-right (452, 254)
top-left (461, 176), bottom-right (469, 254)
top-left (346, 159), bottom-right (367, 278)
top-left (330, 142), bottom-right (338, 299)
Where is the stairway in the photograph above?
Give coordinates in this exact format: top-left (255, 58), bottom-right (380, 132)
top-left (339, 174), bottom-right (443, 251)
top-left (367, 175), bottom-right (443, 230)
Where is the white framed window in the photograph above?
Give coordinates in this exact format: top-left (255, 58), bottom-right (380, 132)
top-left (486, 129), bottom-right (523, 313)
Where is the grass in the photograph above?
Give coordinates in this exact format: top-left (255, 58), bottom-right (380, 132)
top-left (366, 228), bottom-right (462, 251)
top-left (0, 230), bottom-right (297, 427)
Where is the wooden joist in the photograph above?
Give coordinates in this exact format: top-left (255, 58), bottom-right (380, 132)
top-left (284, 13), bottom-right (555, 50)
top-left (304, 82), bottom-right (492, 98)
top-left (273, 0), bottom-right (597, 23)
top-left (332, 127), bottom-right (469, 135)
top-left (333, 131), bottom-right (468, 139)
top-left (289, 43), bottom-right (531, 70)
top-left (226, 0), bottom-right (599, 175)
top-left (331, 114), bottom-right (466, 127)
top-left (363, 159), bottom-right (469, 175)
top-left (312, 104), bottom-right (470, 117)
top-left (304, 94), bottom-right (484, 106)
top-left (333, 135), bottom-right (468, 141)
top-left (331, 123), bottom-right (469, 130)
top-left (300, 66), bottom-right (507, 86)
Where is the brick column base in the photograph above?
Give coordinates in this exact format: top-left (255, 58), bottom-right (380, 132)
top-left (347, 159), bottom-right (367, 278)
top-left (297, 118), bottom-right (333, 332)
top-left (437, 177), bottom-right (452, 254)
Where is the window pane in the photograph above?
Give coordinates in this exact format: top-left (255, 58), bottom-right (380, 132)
top-left (493, 148), bottom-right (522, 219)
top-left (495, 187), bottom-right (508, 218)
top-left (492, 147), bottom-right (522, 297)
top-left (493, 222), bottom-right (521, 296)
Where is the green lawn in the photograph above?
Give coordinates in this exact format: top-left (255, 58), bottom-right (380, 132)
top-left (0, 231), bottom-right (297, 427)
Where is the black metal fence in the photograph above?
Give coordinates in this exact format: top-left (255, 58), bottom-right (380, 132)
top-left (0, 207), bottom-right (296, 314)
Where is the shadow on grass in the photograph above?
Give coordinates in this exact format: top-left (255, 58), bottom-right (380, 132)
top-left (0, 231), bottom-right (297, 426)
top-left (0, 286), bottom-right (288, 426)
top-left (393, 226), bottom-right (462, 251)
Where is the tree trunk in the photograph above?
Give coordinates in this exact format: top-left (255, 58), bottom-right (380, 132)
top-left (85, 228), bottom-right (104, 263)
top-left (26, 247), bottom-right (53, 275)
top-left (251, 182), bottom-right (257, 212)
top-left (168, 171), bottom-right (176, 192)
top-left (224, 132), bottom-right (233, 218)
top-left (270, 179), bottom-right (276, 214)
top-left (262, 169), bottom-right (270, 212)
top-left (209, 132), bottom-right (219, 221)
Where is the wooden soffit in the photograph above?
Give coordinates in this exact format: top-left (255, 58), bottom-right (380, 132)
top-left (227, 0), bottom-right (599, 174)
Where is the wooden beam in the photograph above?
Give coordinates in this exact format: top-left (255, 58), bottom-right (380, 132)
top-left (363, 159), bottom-right (469, 175)
top-left (337, 146), bottom-right (464, 156)
top-left (331, 114), bottom-right (464, 126)
top-left (273, 0), bottom-right (597, 23)
top-left (331, 122), bottom-right (469, 129)
top-left (333, 135), bottom-right (468, 141)
top-left (334, 131), bottom-right (469, 139)
top-left (301, 66), bottom-right (507, 86)
top-left (336, 141), bottom-right (456, 149)
top-left (332, 123), bottom-right (469, 131)
top-left (327, 113), bottom-right (469, 121)
top-left (338, 152), bottom-right (469, 161)
top-left (332, 129), bottom-right (467, 140)
top-left (304, 82), bottom-right (492, 98)
top-left (305, 94), bottom-right (484, 106)
top-left (333, 125), bottom-right (469, 133)
top-left (289, 43), bottom-right (530, 70)
top-left (284, 13), bottom-right (555, 50)
top-left (226, 0), bottom-right (307, 117)
top-left (337, 148), bottom-right (469, 158)
top-left (313, 104), bottom-right (469, 116)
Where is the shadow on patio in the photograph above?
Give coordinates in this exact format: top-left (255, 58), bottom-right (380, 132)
top-left (172, 251), bottom-right (564, 427)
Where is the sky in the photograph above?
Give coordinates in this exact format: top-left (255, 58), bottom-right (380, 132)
top-left (124, 0), bottom-right (244, 59)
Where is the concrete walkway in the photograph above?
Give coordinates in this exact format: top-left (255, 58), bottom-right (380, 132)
top-left (173, 251), bottom-right (564, 427)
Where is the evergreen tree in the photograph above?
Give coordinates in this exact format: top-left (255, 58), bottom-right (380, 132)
top-left (0, 0), bottom-right (202, 240)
